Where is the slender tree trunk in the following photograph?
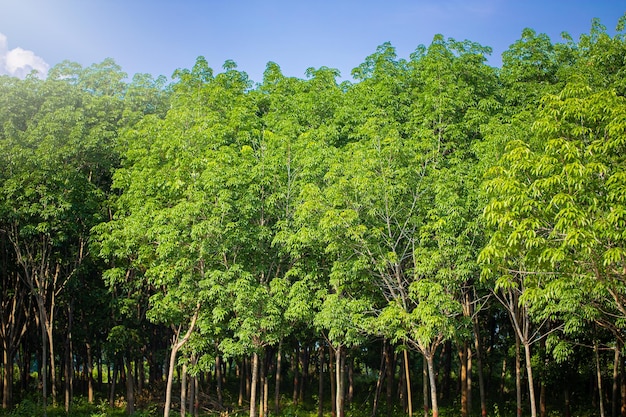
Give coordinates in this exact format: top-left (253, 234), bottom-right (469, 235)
top-left (319, 344), bottom-right (325, 417)
top-left (426, 352), bottom-right (439, 417)
top-left (109, 361), bottom-right (118, 407)
top-left (216, 354), bottom-right (224, 407)
top-left (564, 385), bottom-right (571, 417)
top-left (335, 345), bottom-right (345, 417)
top-left (137, 354), bottom-right (144, 393)
top-left (259, 351), bottom-right (265, 417)
top-left (238, 359), bottom-right (245, 407)
top-left (263, 353), bottom-right (270, 417)
top-left (300, 346), bottom-right (309, 404)
top-left (523, 341), bottom-right (537, 417)
top-left (86, 343), bottom-right (94, 403)
top-left (250, 352), bottom-right (260, 417)
top-left (193, 372), bottom-right (199, 417)
top-left (460, 341), bottom-right (469, 417)
top-left (275, 340), bottom-right (283, 415)
top-left (619, 352), bottom-right (626, 417)
top-left (125, 356), bottom-right (135, 415)
top-left (39, 307), bottom-right (48, 417)
top-left (293, 344), bottom-right (300, 405)
top-left (330, 347), bottom-right (336, 417)
top-left (347, 356), bottom-right (354, 407)
top-left (404, 349), bottom-right (413, 417)
top-left (423, 358), bottom-right (430, 417)
top-left (2, 348), bottom-right (13, 409)
top-left (596, 341), bottom-right (606, 417)
top-left (473, 313), bottom-right (487, 417)
top-left (516, 336), bottom-right (522, 417)
top-left (614, 345), bottom-right (621, 417)
top-left (181, 362), bottom-right (187, 417)
top-left (468, 345), bottom-right (472, 412)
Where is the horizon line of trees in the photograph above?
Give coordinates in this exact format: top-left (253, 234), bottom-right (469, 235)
top-left (1, 15), bottom-right (626, 417)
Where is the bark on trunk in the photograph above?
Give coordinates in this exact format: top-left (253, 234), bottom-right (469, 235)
top-left (423, 358), bottom-right (429, 417)
top-left (473, 313), bottom-right (487, 417)
top-left (180, 362), bottom-right (187, 417)
top-left (275, 340), bottom-right (283, 415)
top-left (39, 307), bottom-right (49, 417)
top-left (216, 354), bottom-right (224, 407)
top-left (292, 344), bottom-right (300, 405)
top-left (319, 344), bottom-right (325, 417)
top-left (125, 356), bottom-right (135, 415)
top-left (335, 345), bottom-right (346, 417)
top-left (250, 352), bottom-right (259, 417)
top-left (614, 345), bottom-right (620, 417)
top-left (2, 348), bottom-right (13, 410)
top-left (460, 341), bottom-right (468, 417)
top-left (516, 336), bottom-right (522, 417)
top-left (524, 341), bottom-right (537, 417)
top-left (86, 343), bottom-right (94, 403)
top-left (109, 361), bottom-right (118, 408)
top-left (404, 349), bottom-right (413, 417)
top-left (330, 347), bottom-right (336, 417)
top-left (596, 342), bottom-right (606, 417)
top-left (426, 352), bottom-right (439, 417)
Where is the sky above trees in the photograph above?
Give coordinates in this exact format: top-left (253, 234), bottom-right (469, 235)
top-left (0, 0), bottom-right (624, 82)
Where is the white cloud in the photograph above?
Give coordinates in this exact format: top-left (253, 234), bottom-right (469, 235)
top-left (0, 33), bottom-right (49, 78)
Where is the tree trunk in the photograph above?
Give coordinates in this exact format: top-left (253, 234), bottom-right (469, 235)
top-left (125, 356), bottom-right (135, 415)
top-left (86, 343), bottom-right (94, 403)
top-left (473, 313), bottom-right (487, 417)
top-left (426, 352), bottom-right (439, 417)
top-left (193, 372), bottom-right (200, 417)
top-left (330, 347), bottom-right (336, 417)
top-left (597, 342), bottom-right (606, 417)
top-left (467, 345), bottom-right (472, 412)
top-left (275, 340), bottom-right (283, 415)
top-left (216, 354), bottom-right (224, 407)
top-left (181, 362), bottom-right (187, 417)
top-left (523, 341), bottom-right (537, 417)
top-left (238, 359), bottom-right (245, 407)
top-left (259, 351), bottom-right (265, 417)
top-left (614, 345), bottom-right (621, 417)
top-left (137, 354), bottom-right (144, 393)
top-left (319, 344), bottom-right (325, 417)
top-left (404, 349), bottom-right (413, 417)
top-left (423, 358), bottom-right (430, 417)
top-left (263, 352), bottom-right (270, 417)
top-left (2, 348), bottom-right (13, 409)
top-left (109, 361), bottom-right (118, 407)
top-left (300, 346), bottom-right (309, 404)
top-left (39, 306), bottom-right (49, 417)
top-left (250, 352), bottom-right (260, 417)
top-left (335, 345), bottom-right (346, 417)
top-left (516, 335), bottom-right (522, 417)
top-left (459, 341), bottom-right (468, 417)
top-left (347, 356), bottom-right (354, 407)
top-left (293, 343), bottom-right (300, 405)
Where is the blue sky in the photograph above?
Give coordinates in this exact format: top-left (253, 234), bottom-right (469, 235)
top-left (0, 0), bottom-right (624, 82)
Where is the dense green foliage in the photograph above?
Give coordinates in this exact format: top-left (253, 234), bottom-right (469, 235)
top-left (1, 15), bottom-right (625, 417)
